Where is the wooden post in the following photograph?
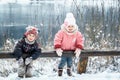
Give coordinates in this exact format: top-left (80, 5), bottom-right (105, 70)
top-left (77, 56), bottom-right (88, 74)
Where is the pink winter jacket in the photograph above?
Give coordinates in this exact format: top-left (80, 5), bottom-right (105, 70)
top-left (54, 30), bottom-right (84, 50)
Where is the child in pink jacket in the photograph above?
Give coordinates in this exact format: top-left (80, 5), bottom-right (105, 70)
top-left (54, 12), bottom-right (84, 76)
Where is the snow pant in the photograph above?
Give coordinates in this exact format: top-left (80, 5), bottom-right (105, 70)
top-left (18, 58), bottom-right (33, 78)
top-left (58, 57), bottom-right (72, 69)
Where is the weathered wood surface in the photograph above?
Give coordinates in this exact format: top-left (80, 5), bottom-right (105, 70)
top-left (0, 50), bottom-right (120, 59)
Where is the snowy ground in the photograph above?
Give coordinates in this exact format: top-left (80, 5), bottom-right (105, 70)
top-left (0, 58), bottom-right (120, 80)
top-left (0, 72), bottom-right (120, 80)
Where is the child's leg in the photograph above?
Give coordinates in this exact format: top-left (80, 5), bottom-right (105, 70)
top-left (67, 57), bottom-right (73, 68)
top-left (58, 57), bottom-right (67, 76)
top-left (18, 59), bottom-right (26, 78)
top-left (25, 62), bottom-right (33, 78)
top-left (67, 57), bottom-right (73, 76)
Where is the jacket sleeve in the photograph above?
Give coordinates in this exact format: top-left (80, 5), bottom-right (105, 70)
top-left (76, 32), bottom-right (84, 50)
top-left (54, 30), bottom-right (63, 49)
top-left (13, 40), bottom-right (23, 60)
top-left (31, 43), bottom-right (41, 60)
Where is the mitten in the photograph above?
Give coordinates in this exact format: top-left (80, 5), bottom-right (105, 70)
top-left (18, 57), bottom-right (24, 65)
top-left (25, 57), bottom-right (33, 65)
top-left (74, 48), bottom-right (81, 58)
top-left (56, 48), bottom-right (63, 56)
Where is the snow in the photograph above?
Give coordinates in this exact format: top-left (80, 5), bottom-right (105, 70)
top-left (0, 57), bottom-right (120, 80)
top-left (0, 72), bottom-right (120, 80)
top-left (0, 58), bottom-right (120, 80)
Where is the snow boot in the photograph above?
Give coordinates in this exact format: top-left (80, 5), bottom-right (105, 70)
top-left (67, 68), bottom-right (72, 76)
top-left (18, 65), bottom-right (26, 78)
top-left (58, 69), bottom-right (63, 76)
top-left (25, 64), bottom-right (33, 78)
top-left (18, 75), bottom-right (24, 79)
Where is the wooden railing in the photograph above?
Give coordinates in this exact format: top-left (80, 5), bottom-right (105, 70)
top-left (0, 50), bottom-right (120, 74)
top-left (0, 50), bottom-right (120, 59)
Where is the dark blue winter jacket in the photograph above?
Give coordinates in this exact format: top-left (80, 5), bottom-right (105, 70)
top-left (13, 37), bottom-right (41, 60)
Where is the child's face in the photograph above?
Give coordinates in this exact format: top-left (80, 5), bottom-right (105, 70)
top-left (26, 34), bottom-right (36, 42)
top-left (66, 25), bottom-right (75, 33)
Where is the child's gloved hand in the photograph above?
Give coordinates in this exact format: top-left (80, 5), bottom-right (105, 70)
top-left (56, 48), bottom-right (63, 56)
top-left (74, 48), bottom-right (81, 58)
top-left (25, 57), bottom-right (33, 65)
top-left (18, 57), bottom-right (24, 65)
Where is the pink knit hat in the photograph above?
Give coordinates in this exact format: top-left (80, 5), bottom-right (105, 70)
top-left (63, 13), bottom-right (76, 27)
top-left (24, 26), bottom-right (38, 37)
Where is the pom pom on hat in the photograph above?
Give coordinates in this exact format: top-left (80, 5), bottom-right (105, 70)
top-left (24, 26), bottom-right (38, 37)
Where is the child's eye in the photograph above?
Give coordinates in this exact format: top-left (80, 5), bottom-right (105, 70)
top-left (68, 26), bottom-right (74, 27)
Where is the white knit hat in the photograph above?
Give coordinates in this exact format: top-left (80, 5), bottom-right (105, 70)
top-left (61, 12), bottom-right (78, 31)
top-left (64, 13), bottom-right (76, 26)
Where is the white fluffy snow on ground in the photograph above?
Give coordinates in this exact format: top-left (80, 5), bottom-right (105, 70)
top-left (0, 58), bottom-right (120, 80)
top-left (0, 72), bottom-right (120, 80)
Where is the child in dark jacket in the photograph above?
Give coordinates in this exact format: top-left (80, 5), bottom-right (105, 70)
top-left (13, 26), bottom-right (41, 78)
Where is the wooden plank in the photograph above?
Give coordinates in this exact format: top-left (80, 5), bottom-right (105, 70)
top-left (0, 50), bottom-right (120, 59)
top-left (81, 50), bottom-right (120, 57)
